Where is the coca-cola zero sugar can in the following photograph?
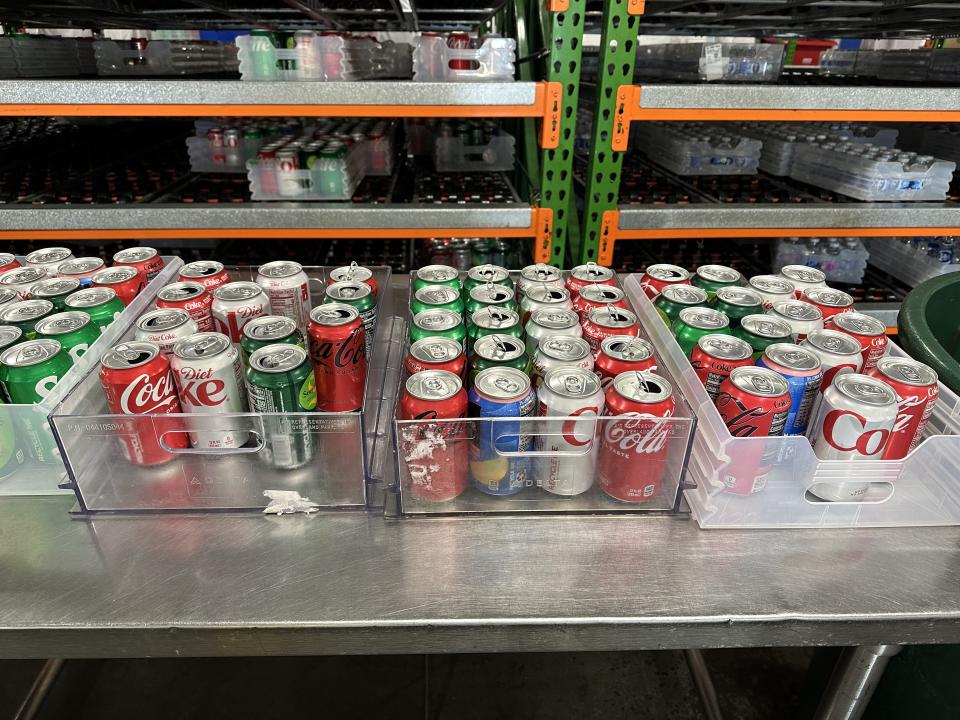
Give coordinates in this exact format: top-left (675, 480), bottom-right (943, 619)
top-left (135, 308), bottom-right (198, 356)
top-left (572, 283), bottom-right (630, 322)
top-left (178, 260), bottom-right (231, 291)
top-left (867, 356), bottom-right (938, 460)
top-left (156, 281), bottom-right (214, 332)
top-left (91, 265), bottom-right (143, 306)
top-left (582, 306), bottom-right (640, 356)
top-left (0, 253), bottom-right (20, 275)
top-left (256, 260), bottom-right (311, 334)
top-left (595, 336), bottom-right (657, 391)
top-left (831, 312), bottom-right (888, 372)
top-left (639, 263), bottom-right (690, 299)
top-left (112, 247), bottom-right (164, 281)
top-left (308, 303), bottom-right (367, 412)
top-left (802, 287), bottom-right (855, 325)
top-left (405, 337), bottom-right (465, 379)
top-left (690, 334), bottom-right (754, 402)
top-left (212, 281), bottom-right (271, 343)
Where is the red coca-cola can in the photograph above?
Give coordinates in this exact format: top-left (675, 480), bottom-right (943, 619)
top-left (112, 247), bottom-right (165, 282)
top-left (690, 334), bottom-right (754, 402)
top-left (801, 287), bottom-right (855, 325)
top-left (595, 336), bottom-right (657, 391)
top-left (91, 266), bottom-right (143, 306)
top-left (99, 340), bottom-right (189, 465)
top-left (714, 366), bottom-right (791, 495)
top-left (597, 371), bottom-right (676, 503)
top-left (572, 284), bottom-right (630, 321)
top-left (447, 32), bottom-right (472, 71)
top-left (156, 281), bottom-right (214, 332)
top-left (208, 126), bottom-right (226, 164)
top-left (0, 253), bottom-right (21, 275)
top-left (399, 369), bottom-right (469, 503)
top-left (866, 356), bottom-right (939, 460)
top-left (308, 303), bottom-right (367, 412)
top-left (639, 264), bottom-right (691, 299)
top-left (582, 306), bottom-right (640, 356)
top-left (831, 312), bottom-right (888, 371)
top-left (178, 260), bottom-right (231, 291)
top-left (566, 262), bottom-right (617, 298)
top-left (405, 336), bottom-right (466, 379)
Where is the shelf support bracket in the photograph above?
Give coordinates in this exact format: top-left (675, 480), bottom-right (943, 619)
top-left (612, 84), bottom-right (641, 152)
top-left (538, 81), bottom-right (563, 149)
top-left (533, 206), bottom-right (555, 263)
top-left (598, 209), bottom-right (619, 266)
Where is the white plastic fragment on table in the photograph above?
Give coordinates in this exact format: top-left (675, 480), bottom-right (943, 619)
top-left (263, 490), bottom-right (321, 515)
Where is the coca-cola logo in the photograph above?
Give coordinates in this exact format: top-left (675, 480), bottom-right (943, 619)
top-left (602, 413), bottom-right (672, 454)
top-left (890, 391), bottom-right (936, 434)
top-left (120, 371), bottom-right (179, 413)
top-left (821, 363), bottom-right (856, 390)
top-left (176, 376), bottom-right (227, 407)
top-left (716, 392), bottom-right (774, 437)
top-left (562, 406), bottom-right (599, 446)
top-left (870, 336), bottom-right (887, 348)
top-left (821, 409), bottom-right (889, 455)
top-left (310, 331), bottom-right (364, 369)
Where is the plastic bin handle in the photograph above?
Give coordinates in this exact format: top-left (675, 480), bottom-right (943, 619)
top-left (159, 429), bottom-right (265, 455)
top-left (493, 432), bottom-right (595, 458)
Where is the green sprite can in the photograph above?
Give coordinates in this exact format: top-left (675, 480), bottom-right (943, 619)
top-left (29, 277), bottom-right (81, 313)
top-left (469, 334), bottom-right (530, 384)
top-left (411, 284), bottom-right (465, 316)
top-left (246, 343), bottom-right (317, 470)
top-left (324, 281), bottom-right (377, 359)
top-left (711, 286), bottom-right (764, 327)
top-left (0, 326), bottom-right (24, 356)
top-left (691, 264), bottom-right (742, 300)
top-left (64, 287), bottom-right (124, 333)
top-left (410, 308), bottom-right (467, 347)
top-left (654, 284), bottom-right (708, 329)
top-left (465, 282), bottom-right (519, 320)
top-left (733, 314), bottom-right (793, 360)
top-left (468, 306), bottom-right (523, 354)
top-left (35, 311), bottom-right (100, 363)
top-left (463, 264), bottom-right (513, 299)
top-left (414, 265), bottom-right (461, 292)
top-left (240, 315), bottom-right (304, 369)
top-left (0, 299), bottom-right (55, 340)
top-left (673, 307), bottom-right (731, 357)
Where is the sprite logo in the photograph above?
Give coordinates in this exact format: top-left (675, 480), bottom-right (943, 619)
top-left (299, 371), bottom-right (317, 411)
top-left (34, 374), bottom-right (59, 399)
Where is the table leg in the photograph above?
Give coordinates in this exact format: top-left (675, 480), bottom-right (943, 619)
top-left (813, 645), bottom-right (902, 720)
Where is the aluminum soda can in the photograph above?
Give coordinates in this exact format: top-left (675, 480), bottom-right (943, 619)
top-left (566, 262), bottom-right (616, 298)
top-left (112, 247), bottom-right (165, 281)
top-left (58, 257), bottom-right (105, 288)
top-left (24, 278), bottom-right (78, 313)
top-left (831, 312), bottom-right (888, 371)
top-left (467, 306), bottom-right (522, 354)
top-left (802, 287), bottom-right (855, 324)
top-left (178, 260), bottom-right (231, 291)
top-left (747, 274), bottom-right (795, 309)
top-left (0, 266), bottom-right (47, 300)
top-left (799, 329), bottom-right (863, 428)
top-left (405, 337), bottom-right (466, 379)
top-left (595, 336), bottom-right (657, 391)
top-left (469, 334), bottom-right (530, 384)
top-left (524, 308), bottom-right (581, 356)
top-left (413, 265), bottom-right (460, 292)
top-left (690, 334), bottom-right (754, 402)
top-left (520, 284), bottom-right (573, 325)
top-left (0, 326), bottom-right (23, 355)
top-left (673, 306), bottom-right (731, 357)
top-left (0, 253), bottom-right (20, 275)
top-left (654, 283), bottom-right (709, 329)
top-left (691, 264), bottom-right (742, 299)
top-left (517, 264), bottom-right (564, 300)
top-left (780, 265), bottom-right (826, 298)
top-left (170, 332), bottom-right (249, 449)
top-left (35, 311), bottom-right (100, 363)
top-left (212, 281), bottom-right (271, 344)
top-left (308, 303), bottom-right (367, 413)
top-left (766, 299), bottom-right (823, 342)
top-left (413, 284), bottom-right (465, 316)
top-left (582, 306), bottom-right (640, 356)
top-left (255, 260), bottom-right (311, 334)
top-left (91, 265), bottom-right (144, 306)
top-left (536, 366), bottom-right (605, 496)
top-left (329, 262), bottom-right (378, 297)
top-left (640, 263), bottom-right (690, 299)
top-left (25, 247), bottom-right (74, 278)
top-left (733, 314), bottom-right (792, 360)
top-left (757, 343), bottom-right (823, 436)
top-left (410, 308), bottom-right (467, 348)
top-left (532, 335), bottom-right (594, 388)
top-left (710, 286), bottom-right (764, 327)
top-left (240, 315), bottom-right (304, 369)
top-left (571, 283), bottom-right (628, 323)
top-left (0, 299), bottom-right (54, 340)
top-left (324, 280), bottom-right (377, 359)
top-left (135, 308), bottom-right (198, 356)
top-left (63, 287), bottom-right (124, 333)
top-left (465, 282), bottom-right (516, 319)
top-left (463, 264), bottom-right (513, 300)
top-left (157, 281), bottom-right (214, 333)
top-left (0, 288), bottom-right (20, 310)
top-left (866, 356), bottom-right (938, 460)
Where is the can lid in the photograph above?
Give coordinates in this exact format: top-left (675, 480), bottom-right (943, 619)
top-left (677, 307), bottom-right (728, 331)
top-left (474, 334), bottom-right (527, 362)
top-left (59, 257), bottom-right (104, 275)
top-left (330, 263), bottom-right (374, 284)
top-left (0, 325), bottom-right (23, 347)
top-left (728, 366), bottom-right (790, 398)
top-left (468, 283), bottom-right (513, 305)
top-left (0, 338), bottom-right (62, 368)
top-left (780, 265), bottom-right (826, 285)
top-left (416, 265), bottom-right (460, 284)
top-left (415, 285), bottom-right (461, 306)
top-left (101, 340), bottom-right (160, 370)
top-left (173, 332), bottom-right (231, 360)
top-left (471, 306), bottom-right (519, 330)
top-left (803, 329), bottom-right (862, 357)
top-left (538, 335), bottom-right (591, 362)
top-left (113, 247), bottom-right (158, 264)
top-left (762, 343), bottom-right (821, 371)
top-left (91, 266), bottom-right (139, 285)
top-left (645, 264), bottom-right (690, 283)
top-left (543, 366), bottom-right (601, 398)
top-left (467, 264), bottom-right (510, 284)
top-left (309, 303), bottom-right (360, 327)
top-left (0, 299), bottom-right (53, 323)
top-left (137, 308), bottom-right (192, 333)
top-left (326, 280), bottom-right (371, 303)
top-left (257, 260), bottom-right (304, 279)
top-left (26, 247), bottom-right (72, 265)
top-left (65, 287), bottom-right (117, 309)
top-left (249, 343), bottom-right (308, 373)
top-left (1, 266), bottom-right (47, 286)
top-left (523, 284), bottom-right (571, 304)
top-left (0, 288), bottom-right (18, 304)
top-left (213, 281), bottom-right (264, 302)
top-left (739, 314), bottom-right (792, 339)
top-left (0, 253), bottom-right (13, 265)
top-left (410, 337), bottom-right (462, 364)
top-left (35, 311), bottom-right (91, 336)
top-left (30, 277), bottom-right (80, 298)
top-left (695, 264), bottom-right (741, 284)
top-left (243, 315), bottom-right (298, 340)
top-left (612, 371), bottom-right (672, 404)
top-left (414, 308), bottom-right (463, 332)
top-left (600, 336), bottom-right (654, 362)
top-left (179, 260), bottom-right (225, 279)
top-left (748, 274), bottom-right (795, 296)
top-left (405, 369), bottom-right (462, 402)
top-left (803, 287), bottom-right (854, 308)
top-left (520, 263), bottom-right (562, 284)
top-left (570, 262), bottom-right (614, 283)
top-left (529, 309), bottom-right (579, 330)
top-left (770, 299), bottom-right (823, 323)
top-left (832, 312), bottom-right (884, 337)
top-left (158, 282), bottom-right (205, 302)
top-left (660, 284), bottom-right (708, 306)
top-left (577, 284), bottom-right (624, 304)
top-left (833, 373), bottom-right (897, 406)
top-left (697, 334), bottom-right (752, 361)
top-left (874, 356), bottom-right (937, 387)
top-left (473, 366), bottom-right (531, 401)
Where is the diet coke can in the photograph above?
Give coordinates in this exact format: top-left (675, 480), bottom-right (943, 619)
top-left (572, 283), bottom-right (629, 322)
top-left (779, 265), bottom-right (826, 298)
top-left (566, 262), bottom-right (616, 298)
top-left (256, 260), bottom-right (311, 334)
top-left (517, 263), bottom-right (564, 300)
top-left (91, 265), bottom-right (144, 306)
top-left (112, 247), bottom-right (165, 281)
top-left (766, 299), bottom-right (823, 342)
top-left (595, 336), bottom-right (657, 390)
top-left (640, 263), bottom-right (690, 299)
top-left (308, 303), bottom-right (367, 412)
top-left (831, 312), bottom-right (888, 371)
top-left (0, 253), bottom-right (20, 275)
top-left (0, 266), bottom-right (47, 299)
top-left (800, 328), bottom-right (863, 428)
top-left (25, 247), bottom-right (74, 277)
top-left (58, 257), bottom-right (105, 288)
top-left (99, 340), bottom-right (189, 465)
top-left (536, 366), bottom-right (605, 496)
top-left (598, 371), bottom-right (676, 503)
top-left (532, 335), bottom-right (594, 388)
top-left (524, 308), bottom-right (581, 356)
top-left (135, 308), bottom-right (198, 356)
top-left (867, 356), bottom-right (938, 460)
top-left (212, 281), bottom-right (271, 343)
top-left (747, 275), bottom-right (795, 309)
top-left (802, 287), bottom-right (855, 324)
top-left (178, 260), bottom-right (231, 291)
top-left (690, 334), bottom-right (754, 402)
top-left (157, 281), bottom-right (214, 333)
top-left (519, 284), bottom-right (573, 325)
top-left (171, 332), bottom-right (249, 449)
top-left (582, 306), bottom-right (640, 356)
top-left (405, 337), bottom-right (466, 379)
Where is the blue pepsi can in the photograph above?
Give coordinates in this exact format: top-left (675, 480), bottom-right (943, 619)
top-left (468, 366), bottom-right (535, 496)
top-left (756, 343), bottom-right (823, 436)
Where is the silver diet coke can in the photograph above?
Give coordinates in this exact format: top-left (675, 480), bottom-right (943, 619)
top-left (517, 263), bottom-right (564, 299)
top-left (212, 281), bottom-right (271, 343)
top-left (767, 299), bottom-right (823, 341)
top-left (255, 260), bottom-right (311, 334)
top-left (0, 266), bottom-right (47, 299)
top-left (800, 328), bottom-right (863, 428)
top-left (135, 308), bottom-right (198, 356)
top-left (26, 247), bottom-right (74, 277)
top-left (533, 335), bottom-right (594, 388)
top-left (779, 265), bottom-right (826, 298)
top-left (524, 308), bottom-right (581, 356)
top-left (519, 284), bottom-right (573, 325)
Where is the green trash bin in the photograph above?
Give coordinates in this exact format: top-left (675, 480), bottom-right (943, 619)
top-left (898, 272), bottom-right (960, 395)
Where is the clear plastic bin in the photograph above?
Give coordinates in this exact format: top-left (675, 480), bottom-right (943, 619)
top-left (637, 123), bottom-right (762, 176)
top-left (878, 49), bottom-right (933, 82)
top-left (412, 34), bottom-right (515, 82)
top-left (51, 265), bottom-right (395, 514)
top-left (634, 42), bottom-right (784, 83)
top-left (94, 39), bottom-right (238, 76)
top-left (819, 49), bottom-right (859, 76)
top-left (0, 36), bottom-right (96, 77)
top-left (627, 274), bottom-right (960, 529)
top-left (246, 142), bottom-right (366, 201)
top-left (185, 135), bottom-right (249, 174)
top-left (434, 133), bottom-right (516, 172)
top-left (0, 256), bottom-right (180, 496)
top-left (773, 237), bottom-right (869, 285)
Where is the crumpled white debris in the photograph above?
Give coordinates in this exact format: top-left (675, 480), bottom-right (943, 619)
top-left (262, 490), bottom-right (320, 515)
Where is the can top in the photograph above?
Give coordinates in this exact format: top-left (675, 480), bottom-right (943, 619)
top-left (538, 335), bottom-right (591, 362)
top-left (644, 264), bottom-right (690, 283)
top-left (0, 253), bottom-right (13, 265)
top-left (65, 287), bottom-right (117, 309)
top-left (770, 299), bottom-right (823, 323)
top-left (415, 285), bottom-right (461, 307)
top-left (715, 286), bottom-right (763, 308)
top-left (0, 288), bottom-right (18, 304)
top-left (179, 260), bottom-right (225, 279)
top-left (35, 311), bottom-right (92, 336)
top-left (410, 336), bottom-right (462, 364)
top-left (137, 308), bottom-right (193, 333)
top-left (600, 336), bottom-right (654, 362)
top-left (213, 281), bottom-right (264, 302)
top-left (257, 260), bottom-right (304, 279)
top-left (249, 343), bottom-right (308, 373)
top-left (405, 369), bottom-right (462, 402)
top-left (417, 264), bottom-right (459, 284)
top-left (59, 257), bottom-right (105, 276)
top-left (113, 247), bottom-right (158, 264)
top-left (697, 334), bottom-right (752, 361)
top-left (570, 262), bottom-right (614, 283)
top-left (31, 277), bottom-right (80, 298)
top-left (520, 263), bottom-right (562, 284)
top-left (529, 308), bottom-right (579, 330)
top-left (832, 312), bottom-right (884, 337)
top-left (92, 266), bottom-right (139, 285)
top-left (695, 264), bottom-right (741, 284)
top-left (833, 373), bottom-right (897, 407)
top-left (523, 284), bottom-right (571, 305)
top-left (612, 371), bottom-right (672, 404)
top-left (578, 284), bottom-right (624, 304)
top-left (100, 341), bottom-right (160, 370)
top-left (0, 266), bottom-right (46, 286)
top-left (243, 315), bottom-right (298, 340)
top-left (26, 247), bottom-right (72, 265)
top-left (874, 356), bottom-right (938, 387)
top-left (803, 329), bottom-right (862, 358)
top-left (803, 287), bottom-right (854, 309)
top-left (173, 332), bottom-right (232, 360)
top-left (468, 283), bottom-right (513, 305)
top-left (677, 307), bottom-right (728, 331)
top-left (471, 306), bottom-right (519, 330)
top-left (780, 265), bottom-right (826, 286)
top-left (326, 280), bottom-right (372, 303)
top-left (474, 334), bottom-right (527, 362)
top-left (543, 366), bottom-right (601, 399)
top-left (0, 325), bottom-right (23, 347)
top-left (587, 306), bottom-right (638, 329)
top-left (0, 299), bottom-right (53, 324)
top-left (728, 366), bottom-right (790, 398)
top-left (748, 274), bottom-right (795, 296)
top-left (330, 263), bottom-right (374, 284)
top-left (0, 338), bottom-right (62, 368)
top-left (157, 281), bottom-right (205, 302)
top-left (762, 343), bottom-right (821, 372)
top-left (467, 264), bottom-right (510, 284)
top-left (473, 366), bottom-right (531, 401)
top-left (309, 302), bottom-right (360, 327)
top-left (659, 284), bottom-right (708, 306)
top-left (739, 314), bottom-right (792, 339)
